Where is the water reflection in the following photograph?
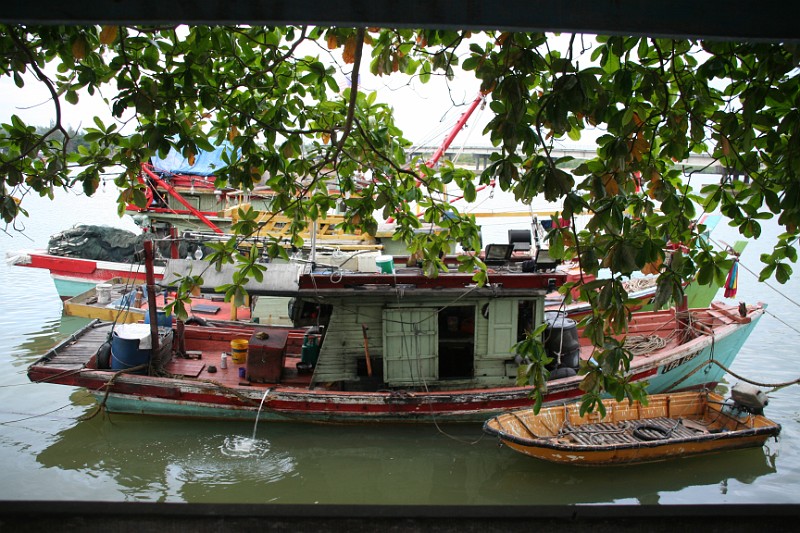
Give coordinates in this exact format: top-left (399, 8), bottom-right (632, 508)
top-left (479, 445), bottom-right (778, 505)
top-left (30, 409), bottom-right (783, 505)
top-left (35, 415), bottom-right (300, 502)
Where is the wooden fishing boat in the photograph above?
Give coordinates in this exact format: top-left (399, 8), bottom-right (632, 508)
top-left (62, 277), bottom-right (252, 324)
top-left (27, 260), bottom-right (766, 423)
top-left (483, 388), bottom-right (781, 465)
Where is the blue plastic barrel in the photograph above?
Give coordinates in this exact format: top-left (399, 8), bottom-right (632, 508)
top-left (144, 309), bottom-right (172, 328)
top-left (111, 324), bottom-right (152, 374)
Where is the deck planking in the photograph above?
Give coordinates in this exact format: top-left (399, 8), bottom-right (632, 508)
top-left (564, 417), bottom-right (706, 446)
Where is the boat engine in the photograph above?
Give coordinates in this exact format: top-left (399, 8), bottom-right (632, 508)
top-left (544, 314), bottom-right (580, 379)
top-left (729, 382), bottom-right (769, 415)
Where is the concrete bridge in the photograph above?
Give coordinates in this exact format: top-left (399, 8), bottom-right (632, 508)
top-left (408, 145), bottom-right (725, 174)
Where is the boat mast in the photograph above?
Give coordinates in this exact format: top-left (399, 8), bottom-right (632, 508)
top-left (426, 92), bottom-right (485, 168)
top-left (387, 92), bottom-right (486, 223)
top-left (143, 240), bottom-right (160, 353)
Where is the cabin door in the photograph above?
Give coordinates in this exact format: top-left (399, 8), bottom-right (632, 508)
top-left (383, 308), bottom-right (438, 385)
top-left (486, 299), bottom-right (518, 358)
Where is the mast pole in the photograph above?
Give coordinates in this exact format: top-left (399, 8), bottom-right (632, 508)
top-left (144, 240), bottom-right (160, 354)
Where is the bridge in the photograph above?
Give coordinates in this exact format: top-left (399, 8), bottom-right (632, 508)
top-left (408, 145), bottom-right (725, 173)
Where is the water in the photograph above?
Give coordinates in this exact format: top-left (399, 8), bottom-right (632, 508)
top-left (1, 181), bottom-right (799, 505)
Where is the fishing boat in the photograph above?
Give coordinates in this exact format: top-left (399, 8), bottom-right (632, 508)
top-left (27, 252), bottom-right (765, 423)
top-left (62, 277), bottom-right (254, 325)
top-left (6, 93), bottom-right (507, 299)
top-left (482, 386), bottom-right (781, 465)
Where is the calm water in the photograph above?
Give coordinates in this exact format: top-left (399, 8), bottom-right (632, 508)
top-left (1, 183), bottom-right (799, 505)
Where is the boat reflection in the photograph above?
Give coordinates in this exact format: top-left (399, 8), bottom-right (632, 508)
top-left (479, 443), bottom-right (779, 505)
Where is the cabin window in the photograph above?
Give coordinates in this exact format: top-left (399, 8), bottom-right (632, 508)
top-left (437, 305), bottom-right (475, 379)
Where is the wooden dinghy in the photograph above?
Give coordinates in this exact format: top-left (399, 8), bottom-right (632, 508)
top-left (483, 388), bottom-right (781, 465)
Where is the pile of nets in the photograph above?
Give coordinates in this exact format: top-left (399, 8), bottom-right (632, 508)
top-left (47, 225), bottom-right (148, 263)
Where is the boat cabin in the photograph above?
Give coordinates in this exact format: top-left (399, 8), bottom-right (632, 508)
top-left (290, 269), bottom-right (565, 391)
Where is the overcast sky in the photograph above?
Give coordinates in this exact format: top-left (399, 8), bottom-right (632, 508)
top-left (0, 31), bottom-right (605, 154)
top-left (0, 58), bottom-right (494, 150)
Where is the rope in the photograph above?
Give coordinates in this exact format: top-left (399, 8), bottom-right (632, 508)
top-left (709, 235), bottom-right (800, 309)
top-left (624, 334), bottom-right (667, 356)
top-left (632, 418), bottom-right (682, 441)
top-left (623, 277), bottom-right (657, 293)
top-left (78, 364), bottom-right (148, 421)
top-left (0, 402), bottom-right (76, 426)
top-left (706, 359), bottom-right (800, 391)
top-left (195, 378), bottom-right (266, 406)
top-left (764, 308), bottom-right (800, 337)
top-left (663, 352), bottom-right (800, 393)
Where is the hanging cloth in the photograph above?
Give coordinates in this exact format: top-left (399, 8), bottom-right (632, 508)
top-left (724, 258), bottom-right (739, 298)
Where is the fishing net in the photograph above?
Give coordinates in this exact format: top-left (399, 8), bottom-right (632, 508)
top-left (47, 225), bottom-right (148, 263)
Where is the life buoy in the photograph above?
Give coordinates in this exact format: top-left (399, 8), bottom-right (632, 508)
top-left (633, 423), bottom-right (671, 441)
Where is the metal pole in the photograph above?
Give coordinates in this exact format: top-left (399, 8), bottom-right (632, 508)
top-left (144, 240), bottom-right (160, 354)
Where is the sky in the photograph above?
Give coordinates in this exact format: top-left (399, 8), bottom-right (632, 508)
top-left (0, 30), bottom-right (603, 160)
top-left (0, 50), bottom-right (494, 150)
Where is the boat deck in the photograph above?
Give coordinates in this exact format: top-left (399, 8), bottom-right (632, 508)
top-left (32, 321), bottom-right (313, 389)
top-left (556, 417), bottom-right (708, 446)
top-left (37, 322), bottom-right (113, 372)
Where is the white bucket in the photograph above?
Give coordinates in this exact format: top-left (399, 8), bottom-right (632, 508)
top-left (96, 283), bottom-right (113, 305)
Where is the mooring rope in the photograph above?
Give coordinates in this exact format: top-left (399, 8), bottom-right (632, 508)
top-left (79, 364), bottom-right (148, 421)
top-left (195, 378), bottom-right (267, 406)
top-left (706, 359), bottom-right (800, 391)
top-left (664, 354), bottom-right (800, 393)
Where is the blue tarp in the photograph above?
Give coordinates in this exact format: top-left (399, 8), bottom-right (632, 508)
top-left (150, 142), bottom-right (239, 176)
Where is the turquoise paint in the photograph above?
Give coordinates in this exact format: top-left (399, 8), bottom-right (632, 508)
top-left (52, 277), bottom-right (96, 299)
top-left (647, 311), bottom-right (764, 394)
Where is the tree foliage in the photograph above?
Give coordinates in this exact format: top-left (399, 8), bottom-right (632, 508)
top-left (1, 25), bottom-right (798, 410)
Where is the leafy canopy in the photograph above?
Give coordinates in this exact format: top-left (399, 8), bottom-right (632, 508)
top-left (2, 25), bottom-right (798, 411)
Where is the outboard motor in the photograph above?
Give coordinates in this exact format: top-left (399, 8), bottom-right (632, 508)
top-left (729, 382), bottom-right (769, 416)
top-left (544, 315), bottom-right (580, 379)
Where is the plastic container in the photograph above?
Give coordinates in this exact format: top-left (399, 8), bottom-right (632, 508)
top-left (231, 338), bottom-right (249, 364)
top-left (144, 309), bottom-right (172, 328)
top-left (544, 316), bottom-right (580, 371)
top-left (111, 323), bottom-right (152, 374)
top-left (301, 335), bottom-right (320, 366)
top-left (96, 283), bottom-right (112, 305)
top-left (375, 255), bottom-right (394, 274)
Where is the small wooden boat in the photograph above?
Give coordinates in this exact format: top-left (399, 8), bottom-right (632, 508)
top-left (483, 389), bottom-right (781, 465)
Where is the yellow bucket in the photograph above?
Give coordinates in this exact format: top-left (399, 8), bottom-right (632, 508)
top-left (231, 338), bottom-right (249, 364)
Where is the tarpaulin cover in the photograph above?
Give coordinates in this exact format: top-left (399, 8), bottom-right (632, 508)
top-left (150, 142), bottom-right (240, 176)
